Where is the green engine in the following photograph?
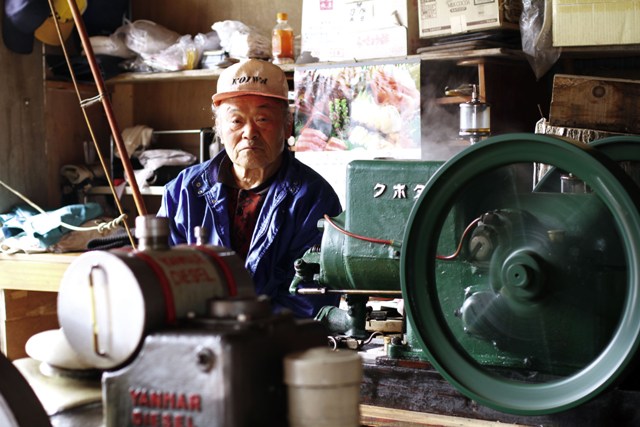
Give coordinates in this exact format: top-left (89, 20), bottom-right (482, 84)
top-left (290, 160), bottom-right (440, 342)
top-left (291, 133), bottom-right (640, 415)
top-left (296, 160), bottom-right (441, 294)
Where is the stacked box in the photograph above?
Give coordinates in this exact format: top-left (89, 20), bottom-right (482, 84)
top-left (553, 0), bottom-right (640, 47)
top-left (0, 290), bottom-right (59, 360)
top-left (418, 0), bottom-right (522, 38)
top-left (301, 0), bottom-right (420, 62)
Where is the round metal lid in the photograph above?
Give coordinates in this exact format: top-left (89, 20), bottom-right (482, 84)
top-left (57, 250), bottom-right (151, 370)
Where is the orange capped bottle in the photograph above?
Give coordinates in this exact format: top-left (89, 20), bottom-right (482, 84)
top-left (272, 12), bottom-right (294, 64)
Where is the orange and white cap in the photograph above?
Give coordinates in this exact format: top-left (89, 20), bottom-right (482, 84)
top-left (212, 59), bottom-right (289, 106)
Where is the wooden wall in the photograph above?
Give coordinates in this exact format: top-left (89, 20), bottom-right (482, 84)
top-left (0, 35), bottom-right (47, 212)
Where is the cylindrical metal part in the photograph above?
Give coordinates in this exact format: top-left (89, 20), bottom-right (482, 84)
top-left (135, 215), bottom-right (170, 251)
top-left (208, 296), bottom-right (272, 321)
top-left (459, 103), bottom-right (490, 135)
top-left (194, 226), bottom-right (209, 246)
top-left (58, 244), bottom-right (255, 370)
top-left (459, 102), bottom-right (491, 137)
top-left (284, 347), bottom-right (362, 427)
top-left (459, 85), bottom-right (490, 143)
top-left (561, 173), bottom-right (588, 193)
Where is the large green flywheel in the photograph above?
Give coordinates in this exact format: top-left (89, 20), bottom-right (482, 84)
top-left (401, 133), bottom-right (640, 415)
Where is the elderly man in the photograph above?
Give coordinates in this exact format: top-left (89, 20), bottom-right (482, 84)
top-left (158, 59), bottom-right (342, 318)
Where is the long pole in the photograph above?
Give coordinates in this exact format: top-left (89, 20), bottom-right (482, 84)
top-left (65, 0), bottom-right (148, 217)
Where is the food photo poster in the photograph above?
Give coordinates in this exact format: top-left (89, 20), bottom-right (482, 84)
top-left (292, 60), bottom-right (421, 204)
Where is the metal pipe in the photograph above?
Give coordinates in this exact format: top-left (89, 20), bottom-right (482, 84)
top-left (295, 288), bottom-right (402, 295)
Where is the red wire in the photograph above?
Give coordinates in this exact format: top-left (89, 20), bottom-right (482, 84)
top-left (322, 214), bottom-right (481, 260)
top-left (323, 214), bottom-right (395, 245)
top-left (436, 217), bottom-right (481, 261)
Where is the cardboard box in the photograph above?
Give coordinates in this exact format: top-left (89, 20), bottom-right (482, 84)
top-left (417, 0), bottom-right (522, 38)
top-left (552, 0), bottom-right (640, 47)
top-left (535, 118), bottom-right (626, 144)
top-left (1, 290), bottom-right (58, 321)
top-left (301, 0), bottom-right (421, 62)
top-left (1, 316), bottom-right (60, 360)
top-left (0, 290), bottom-right (59, 360)
top-left (533, 117), bottom-right (630, 188)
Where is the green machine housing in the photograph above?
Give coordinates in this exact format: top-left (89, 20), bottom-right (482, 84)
top-left (290, 159), bottom-right (441, 346)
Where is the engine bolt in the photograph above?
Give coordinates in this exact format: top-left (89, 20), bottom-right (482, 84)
top-left (196, 347), bottom-right (215, 372)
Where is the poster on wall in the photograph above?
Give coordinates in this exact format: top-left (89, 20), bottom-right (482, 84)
top-left (292, 59), bottom-right (421, 205)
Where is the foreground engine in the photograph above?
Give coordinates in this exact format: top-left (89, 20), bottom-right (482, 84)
top-left (57, 216), bottom-right (328, 427)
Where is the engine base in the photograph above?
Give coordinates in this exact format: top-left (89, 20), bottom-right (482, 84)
top-left (362, 357), bottom-right (640, 427)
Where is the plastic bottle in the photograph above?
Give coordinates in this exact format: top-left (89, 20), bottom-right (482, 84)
top-left (272, 12), bottom-right (294, 64)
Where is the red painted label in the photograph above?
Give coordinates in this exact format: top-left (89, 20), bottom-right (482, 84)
top-left (130, 388), bottom-right (202, 427)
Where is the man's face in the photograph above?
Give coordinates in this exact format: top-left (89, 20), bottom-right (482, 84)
top-left (216, 95), bottom-right (291, 172)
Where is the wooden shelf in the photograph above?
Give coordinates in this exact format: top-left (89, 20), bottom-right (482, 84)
top-left (436, 96), bottom-right (470, 105)
top-left (106, 63), bottom-right (297, 84)
top-left (102, 48), bottom-right (523, 85)
top-left (419, 47), bottom-right (525, 62)
top-left (45, 80), bottom-right (98, 93)
top-left (107, 67), bottom-right (226, 84)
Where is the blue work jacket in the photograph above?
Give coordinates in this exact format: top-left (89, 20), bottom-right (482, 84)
top-left (158, 149), bottom-right (343, 318)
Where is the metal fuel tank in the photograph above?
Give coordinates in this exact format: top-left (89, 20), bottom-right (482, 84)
top-left (57, 215), bottom-right (256, 370)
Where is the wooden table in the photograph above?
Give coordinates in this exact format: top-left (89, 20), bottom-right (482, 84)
top-left (360, 405), bottom-right (526, 426)
top-left (0, 253), bottom-right (78, 359)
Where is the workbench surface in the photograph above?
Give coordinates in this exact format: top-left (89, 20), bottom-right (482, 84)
top-left (0, 252), bottom-right (78, 359)
top-left (0, 252), bottom-right (78, 292)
